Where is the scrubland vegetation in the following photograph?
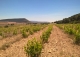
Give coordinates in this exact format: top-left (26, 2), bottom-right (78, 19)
top-left (54, 13), bottom-right (80, 24)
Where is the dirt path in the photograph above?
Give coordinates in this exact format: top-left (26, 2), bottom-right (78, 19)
top-left (41, 25), bottom-right (80, 57)
top-left (0, 27), bottom-right (48, 57)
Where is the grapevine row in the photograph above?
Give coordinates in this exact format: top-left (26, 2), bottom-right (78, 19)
top-left (24, 24), bottom-right (53, 57)
top-left (56, 24), bottom-right (80, 45)
top-left (0, 24), bottom-right (47, 39)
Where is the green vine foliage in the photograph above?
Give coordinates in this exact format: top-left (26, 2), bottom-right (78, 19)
top-left (24, 38), bottom-right (42, 57)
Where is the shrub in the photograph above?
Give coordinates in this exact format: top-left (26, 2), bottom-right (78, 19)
top-left (26, 28), bottom-right (29, 32)
top-left (22, 30), bottom-right (28, 38)
top-left (4, 25), bottom-right (9, 28)
top-left (13, 30), bottom-right (17, 35)
top-left (75, 33), bottom-right (80, 44)
top-left (11, 24), bottom-right (14, 26)
top-left (24, 38), bottom-right (42, 57)
top-left (40, 32), bottom-right (48, 43)
top-left (29, 30), bottom-right (33, 35)
top-left (0, 32), bottom-right (2, 36)
top-left (33, 28), bottom-right (37, 32)
top-left (40, 25), bottom-right (52, 43)
top-left (68, 28), bottom-right (73, 35)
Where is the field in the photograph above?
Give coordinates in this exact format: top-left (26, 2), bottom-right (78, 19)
top-left (0, 23), bottom-right (80, 57)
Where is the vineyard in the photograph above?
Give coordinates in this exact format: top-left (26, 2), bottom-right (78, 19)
top-left (0, 24), bottom-right (47, 50)
top-left (0, 24), bottom-right (47, 39)
top-left (24, 24), bottom-right (53, 57)
top-left (56, 24), bottom-right (80, 45)
top-left (0, 24), bottom-right (80, 57)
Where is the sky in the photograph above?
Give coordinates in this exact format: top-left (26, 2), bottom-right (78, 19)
top-left (0, 0), bottom-right (80, 22)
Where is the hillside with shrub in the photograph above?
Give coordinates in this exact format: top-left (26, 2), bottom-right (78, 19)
top-left (54, 13), bottom-right (80, 24)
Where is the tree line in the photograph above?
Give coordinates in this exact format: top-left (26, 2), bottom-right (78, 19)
top-left (54, 13), bottom-right (80, 24)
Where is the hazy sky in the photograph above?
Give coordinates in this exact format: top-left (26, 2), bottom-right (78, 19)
top-left (0, 0), bottom-right (80, 22)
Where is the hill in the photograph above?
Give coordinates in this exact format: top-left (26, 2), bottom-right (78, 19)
top-left (30, 21), bottom-right (50, 24)
top-left (54, 13), bottom-right (80, 24)
top-left (0, 18), bottom-right (30, 23)
top-left (0, 18), bottom-right (50, 24)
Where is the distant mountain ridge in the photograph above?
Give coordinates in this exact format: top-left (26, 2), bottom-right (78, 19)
top-left (0, 18), bottom-right (50, 24)
top-left (0, 18), bottom-right (30, 23)
top-left (30, 21), bottom-right (49, 23)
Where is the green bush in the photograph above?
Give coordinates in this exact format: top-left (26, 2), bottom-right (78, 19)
top-left (0, 32), bottom-right (2, 36)
top-left (24, 38), bottom-right (42, 57)
top-left (13, 30), bottom-right (17, 35)
top-left (4, 25), bottom-right (9, 28)
top-left (29, 30), bottom-right (33, 35)
top-left (22, 30), bottom-right (28, 38)
top-left (40, 32), bottom-right (48, 43)
top-left (32, 28), bottom-right (37, 32)
top-left (26, 28), bottom-right (29, 32)
top-left (68, 28), bottom-right (73, 35)
top-left (75, 33), bottom-right (80, 44)
top-left (40, 25), bottom-right (52, 43)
